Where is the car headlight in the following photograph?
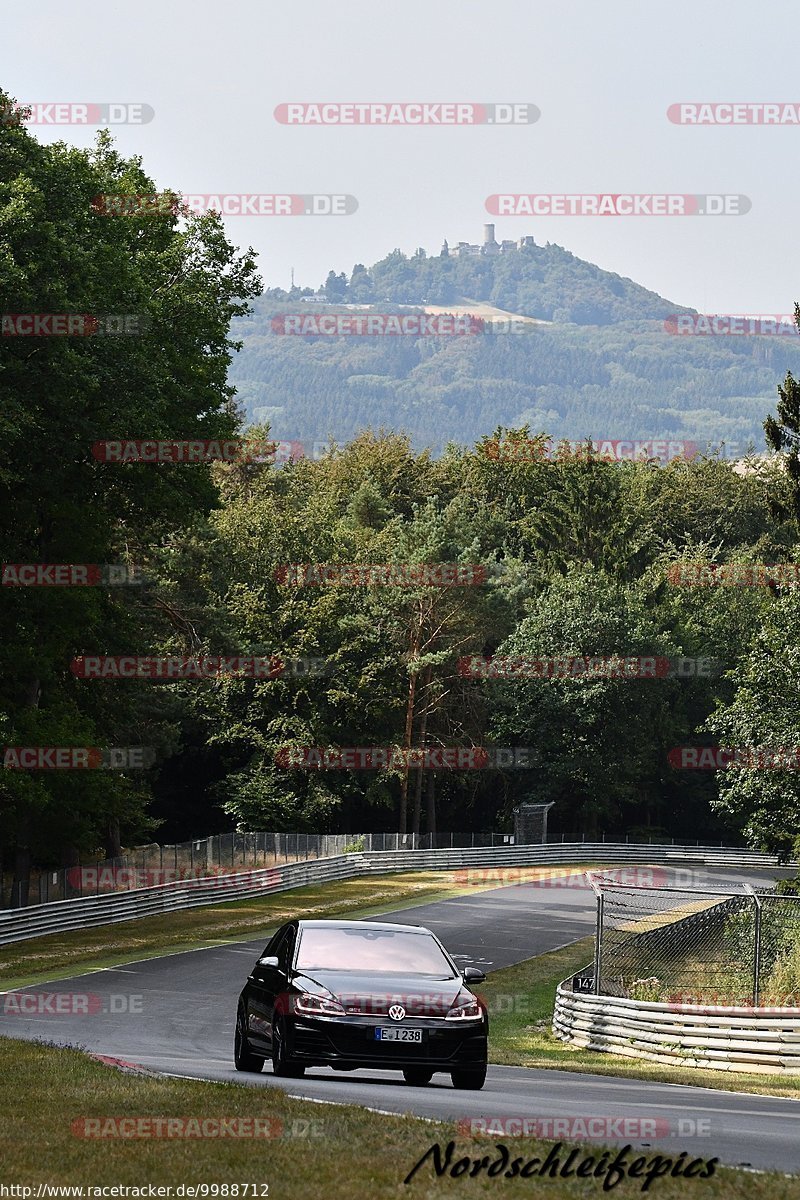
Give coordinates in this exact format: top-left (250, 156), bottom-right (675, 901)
top-left (294, 991), bottom-right (345, 1017)
top-left (446, 990), bottom-right (483, 1021)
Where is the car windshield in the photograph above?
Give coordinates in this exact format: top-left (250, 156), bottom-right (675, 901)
top-left (295, 926), bottom-right (457, 977)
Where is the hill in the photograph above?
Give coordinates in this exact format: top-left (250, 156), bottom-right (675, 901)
top-left (228, 236), bottom-right (800, 455)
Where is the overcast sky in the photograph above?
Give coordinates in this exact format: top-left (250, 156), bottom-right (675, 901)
top-left (4, 0), bottom-right (799, 315)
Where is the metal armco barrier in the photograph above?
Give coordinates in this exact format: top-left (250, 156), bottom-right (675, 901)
top-left (0, 855), bottom-right (366, 946)
top-left (552, 983), bottom-right (800, 1074)
top-left (0, 842), bottom-right (791, 947)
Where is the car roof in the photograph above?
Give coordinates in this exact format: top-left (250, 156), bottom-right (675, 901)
top-left (295, 919), bottom-right (434, 935)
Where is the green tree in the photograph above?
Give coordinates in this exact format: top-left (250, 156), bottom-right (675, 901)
top-left (764, 352), bottom-right (800, 525)
top-left (703, 580), bottom-right (800, 851)
top-left (0, 94), bottom-right (260, 898)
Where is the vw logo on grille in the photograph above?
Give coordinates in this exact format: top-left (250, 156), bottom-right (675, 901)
top-left (388, 1004), bottom-right (406, 1022)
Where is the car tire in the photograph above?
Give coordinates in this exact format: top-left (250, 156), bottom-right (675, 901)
top-left (234, 1006), bottom-right (265, 1073)
top-left (271, 1017), bottom-right (305, 1078)
top-left (450, 1064), bottom-right (487, 1090)
top-left (403, 1067), bottom-right (434, 1086)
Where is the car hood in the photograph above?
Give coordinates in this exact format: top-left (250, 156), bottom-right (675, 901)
top-left (294, 971), bottom-right (468, 1017)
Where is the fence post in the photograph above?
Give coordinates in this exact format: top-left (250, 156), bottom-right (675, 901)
top-left (744, 885), bottom-right (763, 1006)
top-left (589, 879), bottom-right (604, 996)
top-left (754, 899), bottom-right (762, 1006)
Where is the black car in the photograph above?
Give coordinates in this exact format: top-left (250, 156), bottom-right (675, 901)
top-left (234, 918), bottom-right (488, 1088)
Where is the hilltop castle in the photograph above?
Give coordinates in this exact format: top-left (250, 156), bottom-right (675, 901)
top-left (440, 224), bottom-right (535, 257)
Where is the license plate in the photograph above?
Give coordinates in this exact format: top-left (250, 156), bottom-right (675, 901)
top-left (375, 1027), bottom-right (423, 1043)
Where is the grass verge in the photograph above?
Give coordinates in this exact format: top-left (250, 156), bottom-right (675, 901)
top-left (1, 1037), bottom-right (797, 1197)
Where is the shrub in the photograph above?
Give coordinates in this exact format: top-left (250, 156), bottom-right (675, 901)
top-left (343, 836), bottom-right (366, 854)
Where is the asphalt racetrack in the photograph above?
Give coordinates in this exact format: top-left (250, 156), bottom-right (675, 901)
top-left (3, 863), bottom-right (799, 1174)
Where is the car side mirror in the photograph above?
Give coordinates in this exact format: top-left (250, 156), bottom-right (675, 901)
top-left (462, 966), bottom-right (486, 984)
top-left (257, 955), bottom-right (280, 969)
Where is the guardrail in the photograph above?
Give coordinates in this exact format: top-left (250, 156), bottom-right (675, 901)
top-left (0, 856), bottom-right (367, 946)
top-left (0, 842), bottom-right (792, 946)
top-left (552, 982), bottom-right (800, 1074)
top-left (3, 830), bottom-right (528, 908)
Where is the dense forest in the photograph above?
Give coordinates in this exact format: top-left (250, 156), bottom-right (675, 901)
top-left (5, 97), bottom-right (800, 901)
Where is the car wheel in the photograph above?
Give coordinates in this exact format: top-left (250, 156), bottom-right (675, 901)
top-left (271, 1017), bottom-right (305, 1078)
top-left (234, 1006), bottom-right (265, 1073)
top-left (403, 1067), bottom-right (434, 1086)
top-left (450, 1064), bottom-right (487, 1090)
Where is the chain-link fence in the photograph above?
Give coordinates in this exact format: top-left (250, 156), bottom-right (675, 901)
top-left (585, 876), bottom-right (800, 1007)
top-left (0, 830), bottom-right (521, 908)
